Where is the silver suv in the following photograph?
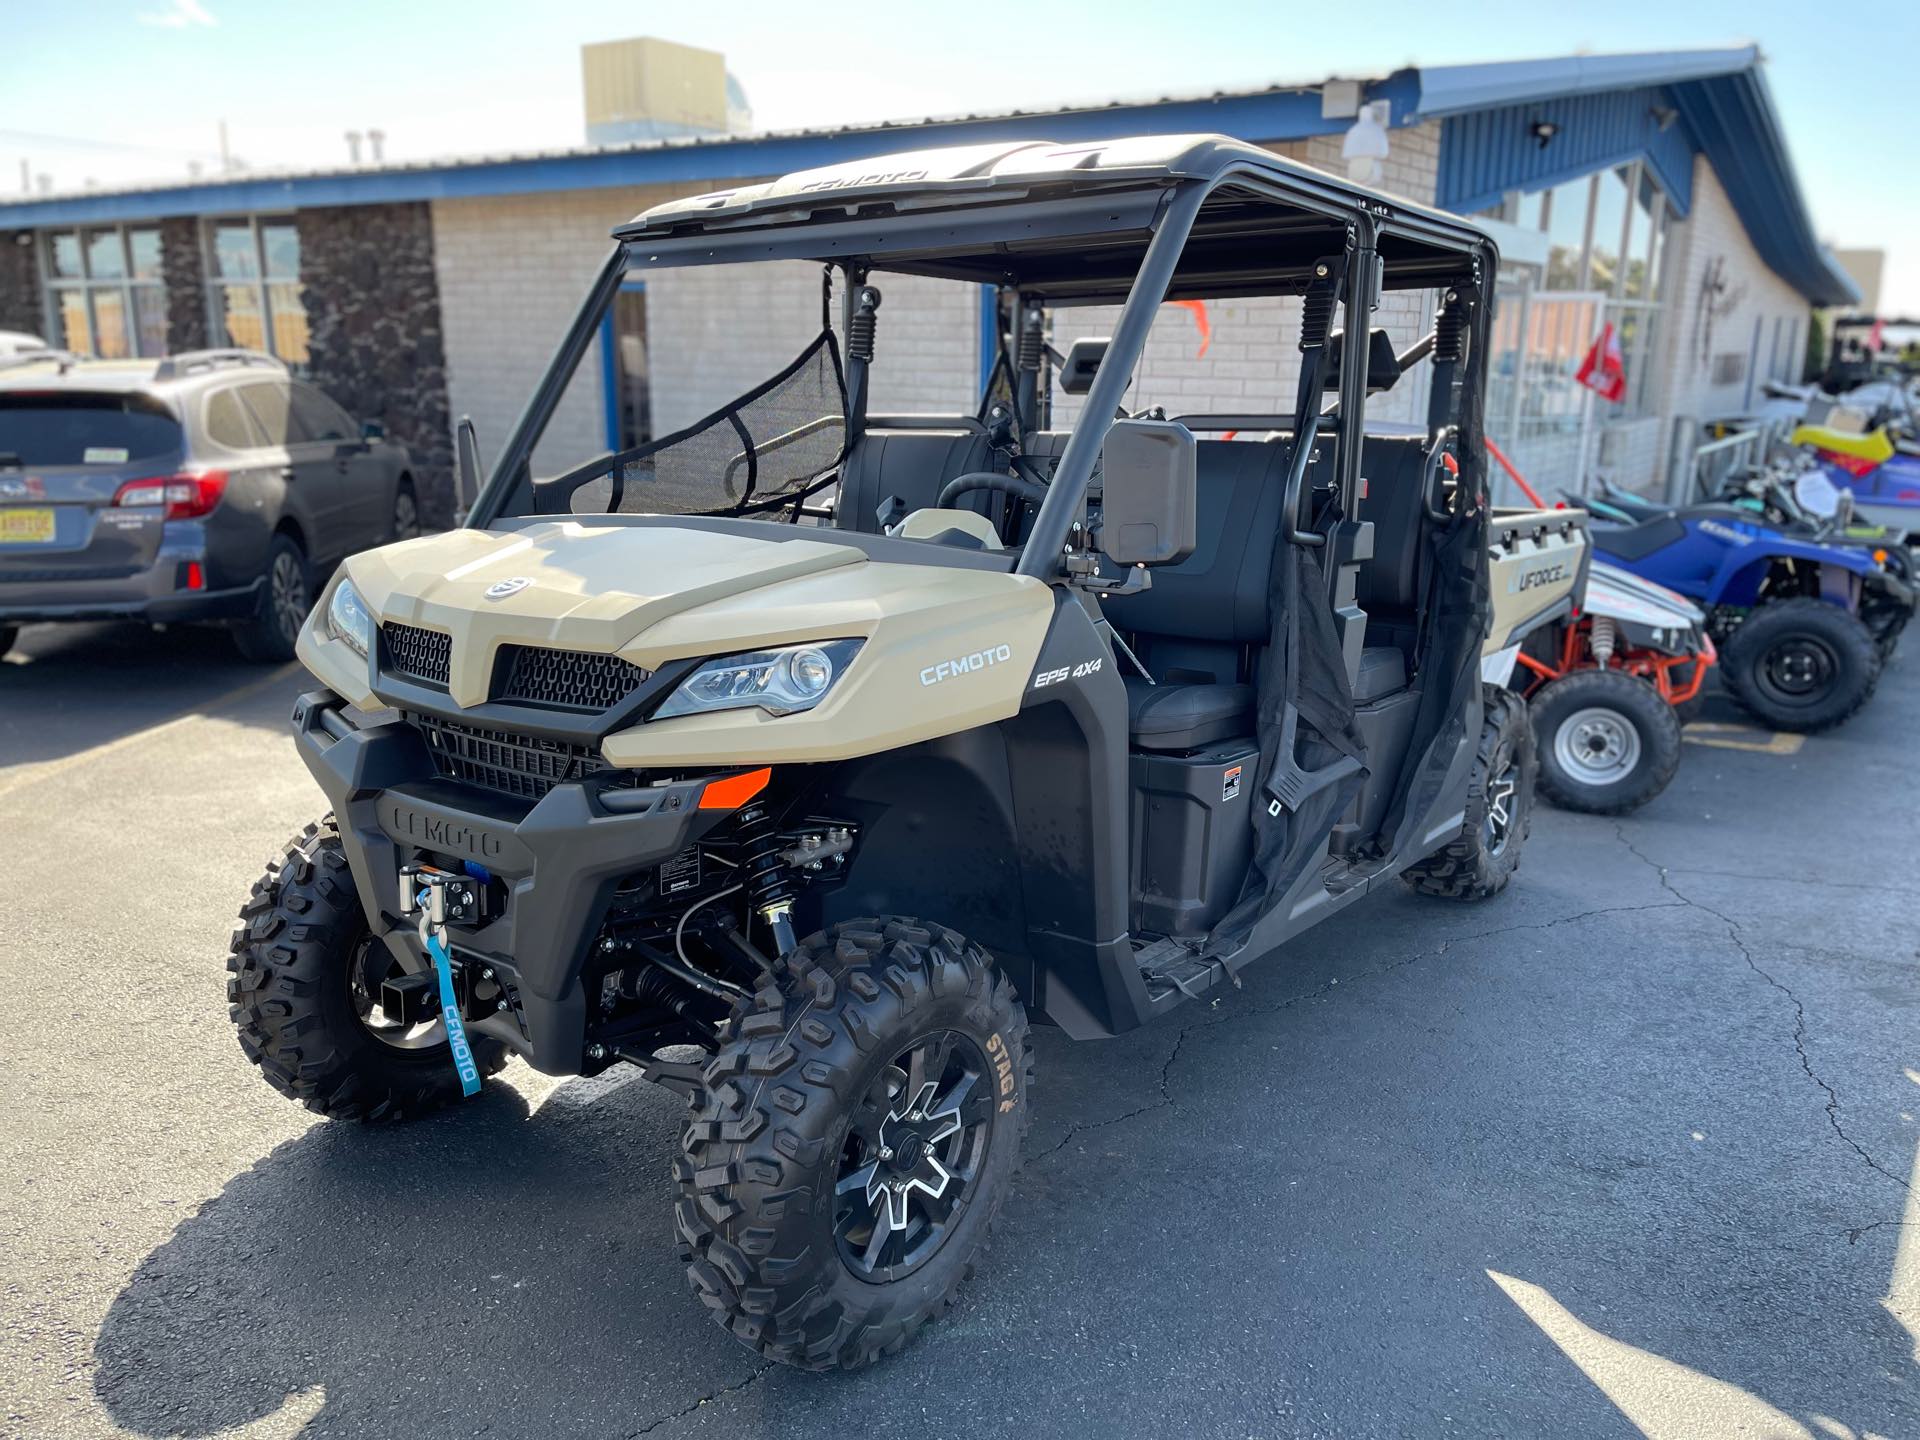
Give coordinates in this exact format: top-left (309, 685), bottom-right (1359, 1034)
top-left (0, 349), bottom-right (418, 662)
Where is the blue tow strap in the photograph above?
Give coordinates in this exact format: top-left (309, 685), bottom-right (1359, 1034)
top-left (421, 910), bottom-right (482, 1098)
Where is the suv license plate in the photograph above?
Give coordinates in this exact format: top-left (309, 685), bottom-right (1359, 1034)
top-left (0, 508), bottom-right (55, 544)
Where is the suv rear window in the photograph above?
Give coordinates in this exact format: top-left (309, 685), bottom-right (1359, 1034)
top-left (0, 392), bottom-right (182, 466)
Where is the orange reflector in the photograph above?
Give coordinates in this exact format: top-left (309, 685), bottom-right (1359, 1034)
top-left (699, 767), bottom-right (771, 811)
top-left (1874, 549), bottom-right (1889, 565)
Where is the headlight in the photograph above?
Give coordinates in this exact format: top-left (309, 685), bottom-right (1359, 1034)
top-left (655, 639), bottom-right (863, 720)
top-left (325, 578), bottom-right (373, 658)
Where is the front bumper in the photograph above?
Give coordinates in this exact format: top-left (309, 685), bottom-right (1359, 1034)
top-left (292, 688), bottom-right (722, 1075)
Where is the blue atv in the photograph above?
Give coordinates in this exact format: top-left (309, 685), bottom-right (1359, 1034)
top-left (1583, 490), bottom-right (1913, 732)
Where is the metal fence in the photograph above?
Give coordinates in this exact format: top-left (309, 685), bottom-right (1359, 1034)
top-left (1666, 415), bottom-right (1793, 502)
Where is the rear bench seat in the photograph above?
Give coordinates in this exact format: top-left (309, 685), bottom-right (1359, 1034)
top-left (1099, 432), bottom-right (1427, 752)
top-left (834, 425), bottom-right (992, 533)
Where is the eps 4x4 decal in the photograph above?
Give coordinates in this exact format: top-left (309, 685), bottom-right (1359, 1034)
top-left (1031, 656), bottom-right (1103, 689)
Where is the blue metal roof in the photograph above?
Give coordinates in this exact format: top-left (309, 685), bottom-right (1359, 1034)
top-left (1418, 48), bottom-right (1857, 307)
top-left (1412, 47), bottom-right (1761, 119)
top-left (0, 75), bottom-right (1419, 230)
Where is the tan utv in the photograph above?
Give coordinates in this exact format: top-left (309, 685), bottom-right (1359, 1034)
top-left (227, 135), bottom-right (1584, 1371)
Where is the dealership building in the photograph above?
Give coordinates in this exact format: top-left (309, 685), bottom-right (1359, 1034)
top-left (0, 43), bottom-right (1857, 522)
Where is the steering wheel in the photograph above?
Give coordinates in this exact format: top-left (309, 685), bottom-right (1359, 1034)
top-left (936, 463), bottom-right (1049, 510)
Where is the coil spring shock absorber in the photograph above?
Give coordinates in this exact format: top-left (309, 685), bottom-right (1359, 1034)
top-left (735, 802), bottom-right (799, 957)
top-left (1590, 615), bottom-right (1619, 667)
top-left (847, 286), bottom-right (881, 363)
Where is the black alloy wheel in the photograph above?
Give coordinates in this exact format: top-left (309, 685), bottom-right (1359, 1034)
top-left (833, 1029), bottom-right (997, 1282)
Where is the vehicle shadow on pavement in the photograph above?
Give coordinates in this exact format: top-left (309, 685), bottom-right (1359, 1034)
top-left (91, 861), bottom-right (1920, 1440)
top-left (0, 621), bottom-right (297, 768)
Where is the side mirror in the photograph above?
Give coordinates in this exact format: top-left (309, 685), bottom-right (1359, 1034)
top-left (1058, 337), bottom-right (1111, 396)
top-left (360, 418), bottom-right (387, 442)
top-left (1097, 419), bottom-right (1196, 566)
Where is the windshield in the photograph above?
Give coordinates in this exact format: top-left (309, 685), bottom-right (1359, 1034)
top-left (0, 392), bottom-right (182, 467)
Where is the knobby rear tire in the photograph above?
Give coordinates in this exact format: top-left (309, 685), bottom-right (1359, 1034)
top-left (1402, 686), bottom-right (1536, 900)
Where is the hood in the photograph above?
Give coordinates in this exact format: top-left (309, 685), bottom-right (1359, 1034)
top-left (321, 520), bottom-right (1055, 749)
top-left (344, 521), bottom-right (866, 707)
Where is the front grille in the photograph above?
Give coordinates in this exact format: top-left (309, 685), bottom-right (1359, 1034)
top-left (411, 712), bottom-right (608, 801)
top-left (384, 622), bottom-right (451, 686)
top-left (497, 644), bottom-right (651, 711)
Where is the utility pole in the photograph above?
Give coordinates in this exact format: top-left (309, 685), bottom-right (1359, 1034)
top-left (17, 159), bottom-right (27, 195)
top-left (368, 129), bottom-right (386, 164)
top-left (218, 119), bottom-right (231, 173)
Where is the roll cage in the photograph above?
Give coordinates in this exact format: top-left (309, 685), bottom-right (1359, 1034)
top-left (468, 139), bottom-right (1500, 577)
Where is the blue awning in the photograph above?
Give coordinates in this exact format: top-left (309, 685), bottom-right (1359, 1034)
top-left (1418, 48), bottom-right (1857, 307)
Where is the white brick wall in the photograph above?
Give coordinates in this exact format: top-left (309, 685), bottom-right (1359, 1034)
top-left (1648, 156), bottom-right (1812, 484)
top-left (432, 190), bottom-right (985, 484)
top-left (647, 263), bottom-right (981, 431)
top-left (432, 186), bottom-right (695, 479)
top-left (1047, 123), bottom-right (1443, 431)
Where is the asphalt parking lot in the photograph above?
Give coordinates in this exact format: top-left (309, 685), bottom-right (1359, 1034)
top-left (3, 620), bottom-right (1917, 1440)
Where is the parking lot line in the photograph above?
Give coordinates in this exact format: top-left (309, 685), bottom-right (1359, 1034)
top-left (1681, 722), bottom-right (1806, 756)
top-left (0, 661), bottom-right (299, 801)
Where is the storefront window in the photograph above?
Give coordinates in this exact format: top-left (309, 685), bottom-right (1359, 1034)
top-left (41, 226), bottom-right (168, 359)
top-left (1586, 168), bottom-right (1630, 296)
top-left (1488, 159), bottom-right (1671, 426)
top-left (206, 217), bottom-right (307, 366)
top-left (1621, 170), bottom-right (1656, 301)
top-left (1543, 176), bottom-right (1592, 291)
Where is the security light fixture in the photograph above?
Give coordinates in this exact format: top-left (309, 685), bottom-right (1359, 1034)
top-left (1530, 120), bottom-right (1559, 149)
top-left (1342, 101), bottom-right (1392, 183)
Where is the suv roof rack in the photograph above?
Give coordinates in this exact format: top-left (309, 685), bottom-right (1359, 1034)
top-left (152, 349), bottom-right (285, 382)
top-left (0, 348), bottom-right (82, 374)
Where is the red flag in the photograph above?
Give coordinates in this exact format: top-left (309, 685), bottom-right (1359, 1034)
top-left (1867, 319), bottom-right (1886, 352)
top-left (1576, 323), bottom-right (1627, 404)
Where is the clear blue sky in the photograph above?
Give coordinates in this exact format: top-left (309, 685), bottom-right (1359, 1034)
top-left (2, 0), bottom-right (1915, 308)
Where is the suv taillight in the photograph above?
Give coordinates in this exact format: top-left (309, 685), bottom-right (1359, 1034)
top-left (113, 469), bottom-right (228, 520)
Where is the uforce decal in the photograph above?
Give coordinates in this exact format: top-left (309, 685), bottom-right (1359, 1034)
top-left (921, 643), bottom-right (1014, 687)
top-left (1507, 561), bottom-right (1569, 594)
top-left (1032, 657), bottom-right (1104, 688)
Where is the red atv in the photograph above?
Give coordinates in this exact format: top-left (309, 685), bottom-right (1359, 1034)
top-left (1514, 560), bottom-right (1715, 815)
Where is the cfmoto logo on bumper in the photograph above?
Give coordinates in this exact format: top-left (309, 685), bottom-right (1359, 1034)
top-left (382, 801), bottom-right (505, 861)
top-left (920, 643), bottom-right (1013, 687)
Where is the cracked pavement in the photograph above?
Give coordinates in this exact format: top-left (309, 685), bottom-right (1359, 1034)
top-left (2, 620), bottom-right (1917, 1438)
